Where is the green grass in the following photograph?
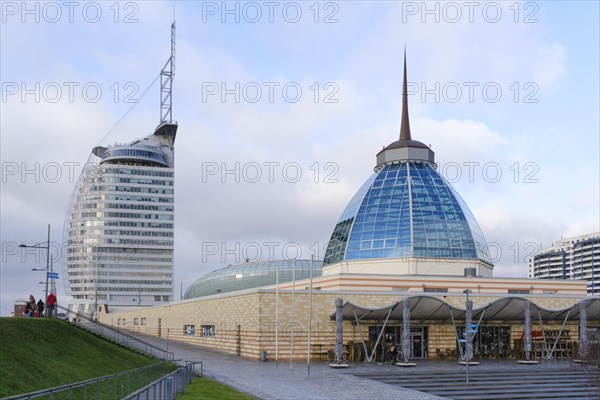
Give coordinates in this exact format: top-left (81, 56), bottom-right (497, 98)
top-left (177, 377), bottom-right (256, 400)
top-left (0, 318), bottom-right (162, 398)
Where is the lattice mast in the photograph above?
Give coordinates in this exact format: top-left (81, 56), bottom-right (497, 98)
top-left (160, 22), bottom-right (176, 124)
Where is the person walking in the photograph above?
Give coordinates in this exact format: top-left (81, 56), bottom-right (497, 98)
top-left (37, 299), bottom-right (45, 318)
top-left (46, 292), bottom-right (56, 318)
top-left (28, 295), bottom-right (36, 317)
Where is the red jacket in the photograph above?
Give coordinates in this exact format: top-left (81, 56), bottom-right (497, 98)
top-left (47, 293), bottom-right (56, 306)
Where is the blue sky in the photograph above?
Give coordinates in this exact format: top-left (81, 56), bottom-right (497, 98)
top-left (1, 1), bottom-right (599, 315)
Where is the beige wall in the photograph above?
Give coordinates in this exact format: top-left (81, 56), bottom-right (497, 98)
top-left (99, 289), bottom-right (591, 361)
top-left (321, 258), bottom-right (494, 277)
top-left (273, 273), bottom-right (587, 295)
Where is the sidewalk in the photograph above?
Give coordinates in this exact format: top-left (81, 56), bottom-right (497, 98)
top-left (120, 330), bottom-right (442, 400)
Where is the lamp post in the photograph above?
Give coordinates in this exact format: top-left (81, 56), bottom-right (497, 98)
top-left (94, 251), bottom-right (98, 321)
top-left (19, 224), bottom-right (51, 317)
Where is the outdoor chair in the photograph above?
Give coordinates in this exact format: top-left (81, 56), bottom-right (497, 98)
top-left (436, 349), bottom-right (446, 360)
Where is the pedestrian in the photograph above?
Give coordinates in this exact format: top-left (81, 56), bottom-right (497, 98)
top-left (46, 292), bottom-right (57, 318)
top-left (24, 301), bottom-right (31, 318)
top-left (28, 295), bottom-right (36, 317)
top-left (37, 299), bottom-right (45, 317)
top-left (375, 341), bottom-right (383, 364)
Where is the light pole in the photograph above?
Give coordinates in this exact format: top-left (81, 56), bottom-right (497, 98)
top-left (19, 224), bottom-right (51, 317)
top-left (94, 251), bottom-right (98, 320)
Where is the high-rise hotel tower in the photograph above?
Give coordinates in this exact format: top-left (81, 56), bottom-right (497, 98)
top-left (64, 23), bottom-right (177, 316)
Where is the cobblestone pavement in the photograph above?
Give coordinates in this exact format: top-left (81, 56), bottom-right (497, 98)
top-left (121, 331), bottom-right (442, 399)
top-left (118, 330), bottom-right (590, 400)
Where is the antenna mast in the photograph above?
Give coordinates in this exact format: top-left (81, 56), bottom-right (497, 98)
top-left (160, 21), bottom-right (176, 124)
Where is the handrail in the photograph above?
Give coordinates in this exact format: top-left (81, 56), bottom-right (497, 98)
top-left (123, 362), bottom-right (203, 400)
top-left (56, 305), bottom-right (174, 361)
top-left (2, 362), bottom-right (167, 400)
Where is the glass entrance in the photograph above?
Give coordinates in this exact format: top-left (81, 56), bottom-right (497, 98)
top-left (368, 325), bottom-right (429, 359)
top-left (409, 327), bottom-right (428, 358)
top-left (411, 331), bottom-right (423, 358)
top-left (456, 325), bottom-right (511, 358)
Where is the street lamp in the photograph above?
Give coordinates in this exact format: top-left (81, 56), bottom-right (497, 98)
top-left (19, 224), bottom-right (51, 317)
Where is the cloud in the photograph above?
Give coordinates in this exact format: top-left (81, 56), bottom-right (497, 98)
top-left (532, 42), bottom-right (567, 90)
top-left (1, 2), bottom-right (598, 315)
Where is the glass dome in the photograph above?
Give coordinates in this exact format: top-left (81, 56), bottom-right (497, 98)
top-left (323, 162), bottom-right (492, 266)
top-left (184, 259), bottom-right (323, 299)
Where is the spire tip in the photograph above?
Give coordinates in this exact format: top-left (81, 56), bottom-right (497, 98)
top-left (400, 49), bottom-right (411, 141)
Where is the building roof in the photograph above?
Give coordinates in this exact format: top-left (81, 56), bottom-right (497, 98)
top-left (334, 296), bottom-right (600, 321)
top-left (323, 52), bottom-right (491, 269)
top-left (184, 259), bottom-right (323, 299)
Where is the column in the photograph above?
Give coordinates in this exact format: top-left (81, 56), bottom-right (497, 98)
top-left (402, 299), bottom-right (411, 363)
top-left (524, 301), bottom-right (531, 360)
top-left (335, 298), bottom-right (343, 364)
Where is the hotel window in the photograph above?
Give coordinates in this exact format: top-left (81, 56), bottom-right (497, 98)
top-left (133, 318), bottom-right (139, 326)
top-left (141, 317), bottom-right (147, 326)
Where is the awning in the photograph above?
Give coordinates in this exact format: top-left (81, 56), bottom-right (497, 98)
top-left (332, 296), bottom-right (600, 322)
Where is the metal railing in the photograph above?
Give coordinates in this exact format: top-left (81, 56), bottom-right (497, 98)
top-left (56, 305), bottom-right (174, 361)
top-left (123, 362), bottom-right (202, 400)
top-left (3, 362), bottom-right (170, 400)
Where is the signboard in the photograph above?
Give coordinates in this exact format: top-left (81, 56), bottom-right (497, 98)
top-left (47, 272), bottom-right (59, 279)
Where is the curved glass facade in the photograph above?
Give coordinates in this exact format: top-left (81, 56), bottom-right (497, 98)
top-left (64, 133), bottom-right (175, 317)
top-left (323, 162), bottom-right (492, 266)
top-left (102, 146), bottom-right (169, 167)
top-left (184, 259), bottom-right (323, 299)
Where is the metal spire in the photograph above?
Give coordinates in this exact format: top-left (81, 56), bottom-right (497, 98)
top-left (160, 21), bottom-right (176, 124)
top-left (399, 48), bottom-right (411, 141)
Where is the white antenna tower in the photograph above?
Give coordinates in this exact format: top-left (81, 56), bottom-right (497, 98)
top-left (160, 21), bottom-right (176, 124)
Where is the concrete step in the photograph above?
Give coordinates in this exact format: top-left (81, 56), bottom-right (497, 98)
top-left (355, 367), bottom-right (599, 400)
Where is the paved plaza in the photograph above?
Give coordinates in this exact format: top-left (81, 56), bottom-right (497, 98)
top-left (114, 329), bottom-right (598, 400)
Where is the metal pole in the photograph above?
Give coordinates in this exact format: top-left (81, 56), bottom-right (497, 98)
top-left (51, 255), bottom-right (56, 316)
top-left (275, 262), bottom-right (279, 368)
top-left (290, 258), bottom-right (296, 369)
top-left (307, 255), bottom-right (314, 375)
top-left (45, 224), bottom-right (50, 317)
top-left (370, 307), bottom-right (393, 363)
top-left (94, 245), bottom-right (98, 321)
top-left (353, 308), bottom-right (370, 362)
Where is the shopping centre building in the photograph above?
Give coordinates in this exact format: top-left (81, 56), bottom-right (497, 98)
top-left (98, 56), bottom-right (599, 362)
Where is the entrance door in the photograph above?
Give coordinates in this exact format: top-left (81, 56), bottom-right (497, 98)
top-left (410, 331), bottom-right (423, 358)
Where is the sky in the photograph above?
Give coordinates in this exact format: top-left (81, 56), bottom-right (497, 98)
top-left (1, 1), bottom-right (599, 316)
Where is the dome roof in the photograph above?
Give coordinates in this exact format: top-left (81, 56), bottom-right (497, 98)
top-left (323, 162), bottom-right (492, 266)
top-left (377, 139), bottom-right (430, 153)
top-left (184, 259), bottom-right (322, 299)
top-left (323, 51), bottom-right (492, 269)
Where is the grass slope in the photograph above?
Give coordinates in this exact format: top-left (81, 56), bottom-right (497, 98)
top-left (0, 318), bottom-right (158, 397)
top-left (177, 378), bottom-right (256, 400)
